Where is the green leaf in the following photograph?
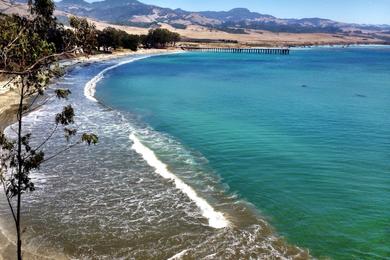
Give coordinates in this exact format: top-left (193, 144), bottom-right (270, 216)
top-left (81, 133), bottom-right (99, 146)
top-left (55, 105), bottom-right (75, 125)
top-left (55, 89), bottom-right (71, 99)
top-left (64, 127), bottom-right (77, 142)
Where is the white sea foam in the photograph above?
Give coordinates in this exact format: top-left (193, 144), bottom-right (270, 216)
top-left (167, 249), bottom-right (189, 260)
top-left (130, 133), bottom-right (229, 229)
top-left (84, 56), bottom-right (151, 102)
top-left (84, 52), bottom-right (184, 102)
top-left (83, 52), bottom-right (229, 229)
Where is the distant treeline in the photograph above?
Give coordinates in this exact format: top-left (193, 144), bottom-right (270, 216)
top-left (0, 11), bottom-right (180, 70)
top-left (214, 27), bottom-right (247, 34)
top-left (97, 26), bottom-right (181, 51)
top-left (70, 16), bottom-right (181, 53)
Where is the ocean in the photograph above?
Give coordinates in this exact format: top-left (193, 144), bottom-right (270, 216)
top-left (1, 47), bottom-right (389, 259)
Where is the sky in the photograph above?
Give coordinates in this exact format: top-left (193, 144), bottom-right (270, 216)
top-left (136, 0), bottom-right (390, 25)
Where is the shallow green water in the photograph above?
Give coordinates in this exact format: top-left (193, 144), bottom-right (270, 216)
top-left (95, 47), bottom-right (390, 259)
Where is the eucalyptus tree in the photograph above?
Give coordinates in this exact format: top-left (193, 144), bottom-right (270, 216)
top-left (141, 28), bottom-right (181, 48)
top-left (97, 27), bottom-right (140, 51)
top-left (69, 16), bottom-right (98, 55)
top-left (0, 1), bottom-right (97, 259)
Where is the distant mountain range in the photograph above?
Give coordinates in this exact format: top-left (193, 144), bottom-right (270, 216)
top-left (4, 0), bottom-right (389, 36)
top-left (52, 0), bottom-right (390, 33)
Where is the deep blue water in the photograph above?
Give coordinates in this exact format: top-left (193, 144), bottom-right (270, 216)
top-left (96, 47), bottom-right (390, 259)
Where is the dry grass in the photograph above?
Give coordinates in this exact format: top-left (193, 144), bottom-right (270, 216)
top-left (1, 0), bottom-right (387, 47)
top-left (86, 19), bottom-right (388, 47)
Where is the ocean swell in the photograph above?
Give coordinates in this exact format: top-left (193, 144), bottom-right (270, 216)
top-left (84, 56), bottom-right (152, 102)
top-left (84, 53), bottom-right (229, 229)
top-left (130, 133), bottom-right (229, 229)
top-left (84, 51), bottom-right (184, 102)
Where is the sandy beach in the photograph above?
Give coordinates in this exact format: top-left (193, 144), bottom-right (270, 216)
top-left (0, 47), bottom-right (179, 260)
top-left (0, 48), bottom-right (178, 130)
top-left (1, 0), bottom-right (389, 257)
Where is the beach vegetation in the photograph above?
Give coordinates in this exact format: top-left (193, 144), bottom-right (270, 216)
top-left (69, 16), bottom-right (98, 55)
top-left (0, 1), bottom-right (98, 259)
top-left (97, 27), bottom-right (140, 52)
top-left (170, 23), bottom-right (187, 30)
top-left (0, 5), bottom-right (181, 257)
top-left (141, 28), bottom-right (181, 48)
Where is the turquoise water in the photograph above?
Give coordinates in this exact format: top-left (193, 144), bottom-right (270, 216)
top-left (96, 48), bottom-right (390, 259)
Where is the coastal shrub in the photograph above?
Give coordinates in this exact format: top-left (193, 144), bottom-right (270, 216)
top-left (141, 28), bottom-right (181, 48)
top-left (97, 27), bottom-right (140, 51)
top-left (69, 16), bottom-right (98, 54)
top-left (1, 12), bottom-right (181, 260)
top-left (121, 34), bottom-right (140, 51)
top-left (0, 1), bottom-right (99, 259)
top-left (171, 23), bottom-right (187, 30)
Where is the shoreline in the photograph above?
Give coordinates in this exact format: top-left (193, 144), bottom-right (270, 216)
top-left (80, 50), bottom-right (231, 228)
top-left (0, 48), bottom-right (179, 131)
top-left (1, 44), bottom-right (387, 259)
top-left (80, 48), bottom-right (308, 258)
top-left (0, 47), bottom-right (181, 260)
top-left (1, 47), bottom-right (314, 259)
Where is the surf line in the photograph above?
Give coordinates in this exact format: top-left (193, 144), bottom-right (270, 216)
top-left (167, 249), bottom-right (189, 260)
top-left (83, 52), bottom-right (228, 229)
top-left (130, 133), bottom-right (229, 229)
top-left (84, 56), bottom-right (149, 102)
top-left (84, 51), bottom-right (183, 102)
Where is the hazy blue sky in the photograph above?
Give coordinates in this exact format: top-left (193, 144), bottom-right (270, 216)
top-left (136, 0), bottom-right (390, 24)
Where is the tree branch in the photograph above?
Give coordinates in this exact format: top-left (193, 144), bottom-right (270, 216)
top-left (41, 141), bottom-right (81, 163)
top-left (22, 98), bottom-right (54, 116)
top-left (2, 180), bottom-right (17, 224)
top-left (0, 76), bottom-right (17, 90)
top-left (29, 124), bottom-right (58, 156)
top-left (0, 47), bottom-right (80, 76)
top-left (3, 27), bottom-right (26, 54)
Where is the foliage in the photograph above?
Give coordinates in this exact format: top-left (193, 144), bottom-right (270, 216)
top-left (97, 27), bottom-right (140, 52)
top-left (81, 133), bottom-right (99, 145)
top-left (69, 16), bottom-right (98, 55)
top-left (121, 34), bottom-right (140, 51)
top-left (141, 28), bottom-right (181, 48)
top-left (215, 26), bottom-right (248, 34)
top-left (170, 23), bottom-right (187, 30)
top-left (1, 6), bottom-right (182, 258)
top-left (0, 14), bottom-right (55, 73)
top-left (0, 1), bottom-right (99, 259)
top-left (0, 12), bottom-right (181, 60)
top-left (97, 27), bottom-right (181, 51)
top-left (1, 9), bottom-right (181, 260)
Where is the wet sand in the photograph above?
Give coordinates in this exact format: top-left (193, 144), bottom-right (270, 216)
top-left (0, 48), bottom-right (179, 260)
top-left (0, 48), bottom-right (177, 129)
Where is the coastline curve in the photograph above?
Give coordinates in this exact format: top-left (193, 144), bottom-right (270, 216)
top-left (84, 52), bottom-right (229, 229)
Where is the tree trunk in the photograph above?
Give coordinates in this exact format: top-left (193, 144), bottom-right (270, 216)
top-left (16, 81), bottom-right (25, 260)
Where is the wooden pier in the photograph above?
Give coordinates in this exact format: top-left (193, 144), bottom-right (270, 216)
top-left (182, 47), bottom-right (290, 55)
